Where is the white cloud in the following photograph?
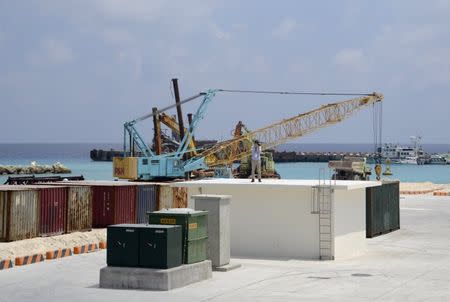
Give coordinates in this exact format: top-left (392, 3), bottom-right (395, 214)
top-left (334, 48), bottom-right (369, 72)
top-left (29, 39), bottom-right (74, 65)
top-left (272, 17), bottom-right (297, 39)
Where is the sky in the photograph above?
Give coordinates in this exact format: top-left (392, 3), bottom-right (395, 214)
top-left (0, 0), bottom-right (449, 144)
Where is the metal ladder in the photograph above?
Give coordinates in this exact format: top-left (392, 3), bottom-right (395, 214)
top-left (311, 168), bottom-right (335, 260)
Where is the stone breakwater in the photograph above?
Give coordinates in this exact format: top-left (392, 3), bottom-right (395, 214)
top-left (0, 162), bottom-right (71, 175)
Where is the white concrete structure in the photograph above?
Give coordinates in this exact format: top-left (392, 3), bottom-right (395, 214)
top-left (171, 179), bottom-right (380, 260)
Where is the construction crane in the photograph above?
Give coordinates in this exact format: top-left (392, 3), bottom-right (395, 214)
top-left (159, 112), bottom-right (197, 156)
top-left (113, 89), bottom-right (383, 180)
top-left (195, 93), bottom-right (384, 168)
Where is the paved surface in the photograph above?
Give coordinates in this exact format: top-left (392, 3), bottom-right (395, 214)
top-left (1, 195), bottom-right (450, 301)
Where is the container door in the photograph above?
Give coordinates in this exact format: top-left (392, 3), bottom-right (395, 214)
top-left (172, 187), bottom-right (188, 208)
top-left (136, 185), bottom-right (157, 224)
top-left (67, 187), bottom-right (92, 233)
top-left (114, 186), bottom-right (136, 224)
top-left (93, 187), bottom-right (114, 228)
top-left (40, 188), bottom-right (67, 236)
top-left (0, 192), bottom-right (5, 240)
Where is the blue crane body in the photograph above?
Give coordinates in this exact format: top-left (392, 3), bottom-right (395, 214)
top-left (114, 89), bottom-right (217, 180)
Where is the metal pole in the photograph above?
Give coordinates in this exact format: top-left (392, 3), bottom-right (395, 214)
top-left (187, 113), bottom-right (195, 142)
top-left (172, 78), bottom-right (185, 142)
top-left (152, 107), bottom-right (162, 155)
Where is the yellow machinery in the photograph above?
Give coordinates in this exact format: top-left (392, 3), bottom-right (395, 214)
top-left (159, 112), bottom-right (197, 157)
top-left (113, 89), bottom-right (383, 180)
top-left (199, 93), bottom-right (384, 168)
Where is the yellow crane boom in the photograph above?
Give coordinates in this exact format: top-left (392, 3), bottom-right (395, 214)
top-left (159, 112), bottom-right (197, 156)
top-left (200, 93), bottom-right (383, 167)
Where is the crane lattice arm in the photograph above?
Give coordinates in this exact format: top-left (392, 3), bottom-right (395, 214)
top-left (198, 93), bottom-right (383, 167)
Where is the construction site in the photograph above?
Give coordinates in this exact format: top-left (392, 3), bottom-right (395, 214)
top-left (6, 77), bottom-right (450, 301)
top-left (0, 81), bottom-right (399, 277)
top-left (1, 75), bottom-right (449, 301)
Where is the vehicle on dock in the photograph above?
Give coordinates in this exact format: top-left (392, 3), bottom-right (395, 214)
top-left (328, 157), bottom-right (372, 180)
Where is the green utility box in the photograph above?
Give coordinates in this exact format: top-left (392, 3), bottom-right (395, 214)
top-left (148, 209), bottom-right (208, 264)
top-left (107, 224), bottom-right (182, 269)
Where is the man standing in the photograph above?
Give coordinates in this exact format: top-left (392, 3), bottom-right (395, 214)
top-left (251, 140), bottom-right (262, 182)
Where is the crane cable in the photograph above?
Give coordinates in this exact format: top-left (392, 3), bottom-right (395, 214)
top-left (217, 89), bottom-right (376, 97)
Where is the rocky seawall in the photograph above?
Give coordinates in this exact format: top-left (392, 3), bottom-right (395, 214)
top-left (0, 162), bottom-right (71, 175)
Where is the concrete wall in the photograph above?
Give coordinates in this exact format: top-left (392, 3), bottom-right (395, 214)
top-left (175, 180), bottom-right (373, 260)
top-left (187, 185), bottom-right (320, 260)
top-left (333, 188), bottom-right (367, 259)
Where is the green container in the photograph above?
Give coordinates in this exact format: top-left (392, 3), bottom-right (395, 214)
top-left (148, 209), bottom-right (208, 264)
top-left (107, 224), bottom-right (182, 269)
top-left (366, 181), bottom-right (400, 238)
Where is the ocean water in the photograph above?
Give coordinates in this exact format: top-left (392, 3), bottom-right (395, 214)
top-left (0, 143), bottom-right (449, 184)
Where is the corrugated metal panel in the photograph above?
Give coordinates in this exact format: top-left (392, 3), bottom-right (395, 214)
top-left (173, 187), bottom-right (188, 208)
top-left (0, 191), bottom-right (6, 240)
top-left (92, 186), bottom-right (115, 228)
top-left (39, 187), bottom-right (68, 236)
top-left (366, 181), bottom-right (400, 238)
top-left (67, 186), bottom-right (92, 233)
top-left (0, 189), bottom-right (39, 241)
top-left (158, 185), bottom-right (173, 210)
top-left (114, 185), bottom-right (136, 225)
top-left (136, 185), bottom-right (157, 223)
top-left (92, 184), bottom-right (136, 227)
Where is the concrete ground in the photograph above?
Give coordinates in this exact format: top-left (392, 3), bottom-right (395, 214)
top-left (1, 195), bottom-right (450, 302)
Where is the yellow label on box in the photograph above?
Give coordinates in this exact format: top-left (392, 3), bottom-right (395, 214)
top-left (160, 218), bottom-right (176, 224)
top-left (188, 223), bottom-right (198, 229)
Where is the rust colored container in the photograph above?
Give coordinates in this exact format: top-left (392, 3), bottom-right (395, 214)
top-left (0, 186), bottom-right (39, 241)
top-left (91, 183), bottom-right (136, 228)
top-left (67, 186), bottom-right (92, 233)
top-left (37, 186), bottom-right (68, 236)
top-left (157, 184), bottom-right (188, 209)
top-left (158, 184), bottom-right (173, 210)
top-left (173, 187), bottom-right (188, 208)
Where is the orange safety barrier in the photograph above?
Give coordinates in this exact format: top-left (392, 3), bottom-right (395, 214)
top-left (15, 254), bottom-right (44, 266)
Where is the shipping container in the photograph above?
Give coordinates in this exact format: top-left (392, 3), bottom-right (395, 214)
top-left (148, 209), bottom-right (208, 264)
top-left (0, 186), bottom-right (39, 241)
top-left (37, 186), bottom-right (68, 236)
top-left (66, 186), bottom-right (92, 233)
top-left (158, 184), bottom-right (173, 210)
top-left (366, 181), bottom-right (400, 238)
top-left (173, 187), bottom-right (188, 208)
top-left (157, 185), bottom-right (188, 209)
top-left (135, 184), bottom-right (158, 223)
top-left (91, 183), bottom-right (136, 228)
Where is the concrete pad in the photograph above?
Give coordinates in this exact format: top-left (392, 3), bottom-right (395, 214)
top-left (2, 195), bottom-right (450, 301)
top-left (213, 262), bottom-right (242, 272)
top-left (99, 260), bottom-right (212, 291)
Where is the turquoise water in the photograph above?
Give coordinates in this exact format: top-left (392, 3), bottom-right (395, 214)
top-left (0, 143), bottom-right (448, 184)
top-left (276, 162), bottom-right (449, 183)
top-left (1, 158), bottom-right (449, 184)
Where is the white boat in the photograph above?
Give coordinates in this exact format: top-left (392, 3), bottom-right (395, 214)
top-left (380, 136), bottom-right (425, 164)
top-left (398, 156), bottom-right (419, 165)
